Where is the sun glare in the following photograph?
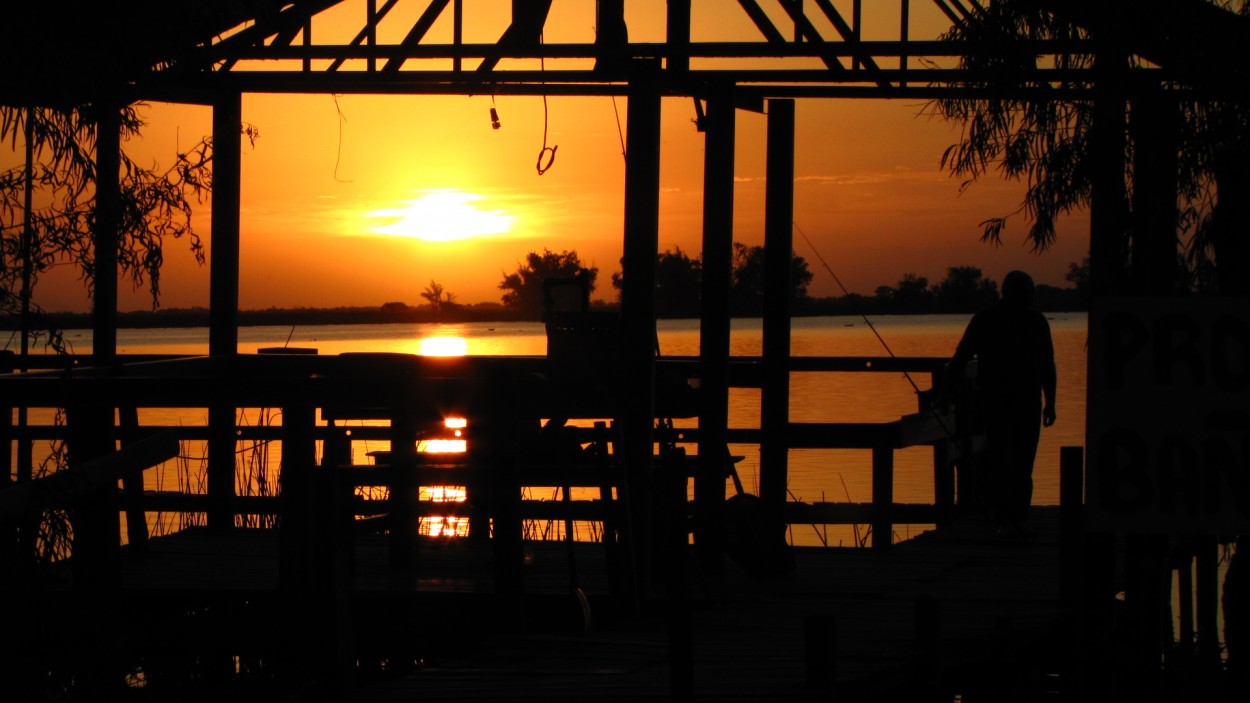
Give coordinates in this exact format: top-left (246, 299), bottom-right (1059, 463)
top-left (419, 336), bottom-right (467, 356)
top-left (368, 190), bottom-right (514, 242)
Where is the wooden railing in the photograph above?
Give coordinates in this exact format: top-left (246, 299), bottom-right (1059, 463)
top-left (0, 351), bottom-right (973, 579)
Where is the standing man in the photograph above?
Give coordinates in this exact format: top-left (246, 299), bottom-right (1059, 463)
top-left (943, 270), bottom-right (1057, 534)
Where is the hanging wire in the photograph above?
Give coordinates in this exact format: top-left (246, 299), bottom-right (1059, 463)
top-left (610, 96), bottom-right (626, 160)
top-left (536, 33), bottom-right (557, 175)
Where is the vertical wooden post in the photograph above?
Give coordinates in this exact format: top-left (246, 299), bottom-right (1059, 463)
top-left (666, 0), bottom-right (691, 74)
top-left (1060, 445), bottom-right (1086, 703)
top-left (118, 406), bottom-right (148, 552)
top-left (1060, 446), bottom-right (1083, 612)
top-left (1177, 551), bottom-right (1194, 650)
top-left (1195, 537), bottom-right (1220, 667)
top-left (759, 99), bottom-right (794, 518)
top-left (1129, 88), bottom-right (1180, 294)
top-left (279, 402), bottom-right (316, 589)
top-left (696, 83), bottom-right (735, 570)
top-left (208, 92), bottom-right (242, 531)
top-left (620, 66), bottom-right (662, 600)
top-left (1089, 48), bottom-right (1129, 298)
top-left (871, 445), bottom-right (893, 552)
top-left (388, 404), bottom-right (420, 571)
top-left (367, 0), bottom-right (378, 71)
top-left (210, 92), bottom-right (242, 357)
top-left (452, 0), bottom-right (462, 72)
top-left (93, 103), bottom-right (121, 365)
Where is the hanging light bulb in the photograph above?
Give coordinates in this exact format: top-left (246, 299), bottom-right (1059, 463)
top-left (490, 107), bottom-right (501, 130)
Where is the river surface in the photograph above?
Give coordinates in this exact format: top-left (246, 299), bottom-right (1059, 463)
top-left (54, 313), bottom-right (1088, 546)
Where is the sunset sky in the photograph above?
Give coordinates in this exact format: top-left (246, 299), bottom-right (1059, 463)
top-left (15, 1), bottom-right (1090, 314)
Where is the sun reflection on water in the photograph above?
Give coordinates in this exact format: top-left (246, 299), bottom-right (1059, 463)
top-left (418, 336), bottom-right (468, 356)
top-left (418, 417), bottom-right (470, 536)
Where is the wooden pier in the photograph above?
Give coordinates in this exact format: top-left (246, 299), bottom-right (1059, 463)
top-left (0, 351), bottom-right (1088, 701)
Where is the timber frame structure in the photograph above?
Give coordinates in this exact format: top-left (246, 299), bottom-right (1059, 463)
top-left (3, 0), bottom-right (1248, 601)
top-left (2, 2), bottom-right (1249, 697)
top-left (2, 0), bottom-right (1246, 565)
top-left (3, 0), bottom-right (1243, 523)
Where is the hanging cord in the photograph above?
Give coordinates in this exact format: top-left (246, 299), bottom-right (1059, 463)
top-left (331, 95), bottom-right (353, 183)
top-left (610, 95), bottom-right (626, 160)
top-left (536, 34), bottom-right (558, 175)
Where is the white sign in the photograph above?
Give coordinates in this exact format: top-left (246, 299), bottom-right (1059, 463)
top-left (1087, 298), bottom-right (1250, 534)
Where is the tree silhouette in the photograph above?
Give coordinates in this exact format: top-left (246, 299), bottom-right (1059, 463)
top-left (499, 248), bottom-right (596, 319)
top-left (885, 273), bottom-right (934, 314)
top-left (932, 0), bottom-right (1250, 294)
top-left (931, 265), bottom-right (999, 312)
top-left (419, 280), bottom-right (456, 317)
top-left (728, 242), bottom-right (813, 317)
top-left (0, 104), bottom-right (220, 352)
top-left (611, 247), bottom-right (702, 318)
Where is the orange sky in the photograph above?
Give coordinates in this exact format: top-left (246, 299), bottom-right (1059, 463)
top-left (16, 1), bottom-right (1091, 313)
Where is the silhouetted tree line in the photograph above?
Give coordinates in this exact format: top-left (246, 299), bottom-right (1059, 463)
top-left (5, 255), bottom-right (1090, 332)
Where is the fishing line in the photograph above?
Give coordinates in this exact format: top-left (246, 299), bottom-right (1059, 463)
top-left (793, 221), bottom-right (965, 448)
top-left (792, 221), bottom-right (922, 396)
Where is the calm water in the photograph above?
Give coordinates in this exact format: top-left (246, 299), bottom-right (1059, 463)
top-left (58, 313), bottom-right (1088, 546)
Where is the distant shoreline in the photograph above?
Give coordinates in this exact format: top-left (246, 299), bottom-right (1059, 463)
top-left (3, 288), bottom-right (1086, 332)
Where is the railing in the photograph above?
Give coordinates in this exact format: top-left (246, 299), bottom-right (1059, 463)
top-left (0, 351), bottom-right (973, 582)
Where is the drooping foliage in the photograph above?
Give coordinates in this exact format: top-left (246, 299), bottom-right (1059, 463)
top-left (929, 1), bottom-right (1099, 252)
top-left (932, 0), bottom-right (1250, 294)
top-left (0, 104), bottom-right (220, 350)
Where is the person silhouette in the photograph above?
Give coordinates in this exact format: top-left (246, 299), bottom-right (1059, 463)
top-left (942, 270), bottom-right (1056, 534)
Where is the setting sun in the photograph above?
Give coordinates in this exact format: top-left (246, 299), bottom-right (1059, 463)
top-left (368, 189), bottom-right (514, 242)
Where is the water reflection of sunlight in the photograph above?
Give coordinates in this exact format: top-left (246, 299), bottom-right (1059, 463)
top-left (418, 416), bottom-right (467, 453)
top-left (419, 336), bottom-right (467, 356)
top-left (418, 418), bottom-right (469, 536)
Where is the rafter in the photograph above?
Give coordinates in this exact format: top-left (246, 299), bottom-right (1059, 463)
top-left (2, 0), bottom-right (1237, 109)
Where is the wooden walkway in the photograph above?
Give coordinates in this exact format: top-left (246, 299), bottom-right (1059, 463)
top-left (335, 507), bottom-right (1067, 702)
top-left (23, 507), bottom-right (1065, 701)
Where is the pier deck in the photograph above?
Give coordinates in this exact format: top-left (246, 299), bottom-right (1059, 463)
top-left (50, 506), bottom-right (1064, 702)
top-left (341, 508), bottom-right (1064, 702)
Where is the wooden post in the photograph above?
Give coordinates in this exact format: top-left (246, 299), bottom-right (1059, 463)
top-left (666, 0), bottom-right (691, 74)
top-left (388, 404), bottom-right (420, 571)
top-left (1195, 537), bottom-right (1220, 667)
top-left (696, 83), bottom-right (735, 570)
top-left (871, 445), bottom-right (893, 552)
top-left (279, 402), bottom-right (316, 589)
top-left (64, 404), bottom-right (120, 588)
top-left (118, 406), bottom-right (148, 552)
top-left (0, 352), bottom-right (12, 573)
top-left (93, 103), bottom-right (121, 364)
top-left (1177, 549), bottom-right (1194, 650)
top-left (759, 98), bottom-right (794, 518)
top-left (208, 92), bottom-right (242, 532)
top-left (210, 91), bottom-right (242, 357)
top-left (620, 65), bottom-right (661, 601)
top-left (1129, 88), bottom-right (1180, 294)
top-left (1089, 43), bottom-right (1129, 297)
top-left (932, 370), bottom-right (954, 529)
top-left (1060, 446), bottom-right (1083, 612)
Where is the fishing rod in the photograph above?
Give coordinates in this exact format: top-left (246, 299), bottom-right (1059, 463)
top-left (792, 221), bottom-right (965, 447)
